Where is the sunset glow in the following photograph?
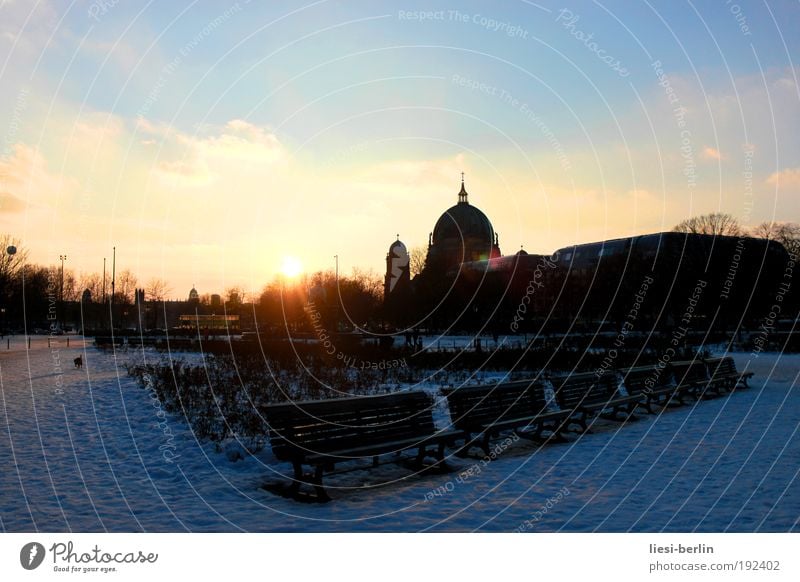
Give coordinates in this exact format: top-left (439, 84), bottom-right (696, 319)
top-left (0, 2), bottom-right (797, 298)
top-left (280, 256), bottom-right (303, 279)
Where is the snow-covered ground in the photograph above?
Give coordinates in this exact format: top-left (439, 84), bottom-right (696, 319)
top-left (1, 336), bottom-right (798, 532)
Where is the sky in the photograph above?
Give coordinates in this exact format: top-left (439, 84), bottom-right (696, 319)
top-left (0, 0), bottom-right (798, 299)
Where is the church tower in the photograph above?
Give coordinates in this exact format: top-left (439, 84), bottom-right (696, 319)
top-left (384, 235), bottom-right (410, 299)
top-left (383, 235), bottom-right (412, 325)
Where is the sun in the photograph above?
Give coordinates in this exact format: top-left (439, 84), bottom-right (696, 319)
top-left (280, 256), bottom-right (303, 278)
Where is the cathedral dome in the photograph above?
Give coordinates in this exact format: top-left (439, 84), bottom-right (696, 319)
top-left (425, 179), bottom-right (501, 272)
top-left (432, 200), bottom-right (495, 245)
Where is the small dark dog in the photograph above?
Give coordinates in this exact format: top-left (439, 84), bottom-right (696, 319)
top-left (74, 355), bottom-right (83, 369)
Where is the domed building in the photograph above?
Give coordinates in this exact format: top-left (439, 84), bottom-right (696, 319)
top-left (424, 177), bottom-right (501, 274)
top-left (384, 237), bottom-right (410, 296)
top-left (380, 174), bottom-right (795, 333)
top-left (383, 236), bottom-right (412, 324)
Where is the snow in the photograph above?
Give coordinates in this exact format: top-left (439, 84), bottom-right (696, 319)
top-left (1, 336), bottom-right (798, 532)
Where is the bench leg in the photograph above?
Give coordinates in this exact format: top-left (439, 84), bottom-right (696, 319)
top-left (574, 411), bottom-right (589, 433)
top-left (311, 464), bottom-right (331, 502)
top-left (481, 433), bottom-right (492, 457)
top-left (287, 460), bottom-right (331, 502)
top-left (543, 420), bottom-right (569, 443)
top-left (637, 398), bottom-right (654, 415)
top-left (413, 446), bottom-right (427, 468)
top-left (434, 441), bottom-right (451, 473)
top-left (618, 403), bottom-right (638, 422)
top-left (454, 432), bottom-right (475, 457)
top-left (289, 461), bottom-right (303, 499)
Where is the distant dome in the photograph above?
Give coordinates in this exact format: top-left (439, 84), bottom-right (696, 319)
top-left (516, 248), bottom-right (528, 256)
top-left (432, 203), bottom-right (495, 245)
top-left (389, 238), bottom-right (408, 258)
top-left (188, 287), bottom-right (199, 301)
top-left (425, 179), bottom-right (501, 272)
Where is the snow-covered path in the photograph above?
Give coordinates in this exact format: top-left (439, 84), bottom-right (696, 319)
top-left (1, 338), bottom-right (798, 532)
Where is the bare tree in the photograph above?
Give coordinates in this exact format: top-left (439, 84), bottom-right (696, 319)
top-left (673, 213), bottom-right (743, 237)
top-left (78, 272), bottom-right (103, 302)
top-left (62, 269), bottom-right (79, 301)
top-left (145, 278), bottom-right (171, 329)
top-left (146, 277), bottom-right (170, 302)
top-left (752, 221), bottom-right (800, 256)
top-left (350, 267), bottom-right (383, 298)
top-left (115, 269), bottom-right (138, 304)
top-left (409, 245), bottom-right (427, 277)
top-left (225, 285), bottom-right (245, 305)
top-left (0, 234), bottom-right (28, 281)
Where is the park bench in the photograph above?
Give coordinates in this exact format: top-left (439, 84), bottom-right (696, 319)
top-left (443, 379), bottom-right (574, 456)
top-left (94, 336), bottom-right (124, 347)
top-left (262, 391), bottom-right (460, 502)
top-left (551, 372), bottom-right (641, 432)
top-left (619, 365), bottom-right (684, 413)
top-left (705, 356), bottom-right (754, 392)
top-left (670, 359), bottom-right (717, 399)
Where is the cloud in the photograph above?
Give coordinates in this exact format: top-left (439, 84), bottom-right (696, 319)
top-left (701, 146), bottom-right (723, 161)
top-left (0, 1), bottom-right (59, 51)
top-left (0, 191), bottom-right (26, 213)
top-left (0, 143), bottom-right (75, 211)
top-left (154, 119), bottom-right (288, 187)
top-left (346, 153), bottom-right (466, 191)
top-left (766, 167), bottom-right (800, 191)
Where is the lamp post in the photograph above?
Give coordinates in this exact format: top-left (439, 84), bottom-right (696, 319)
top-left (2, 245), bottom-right (17, 335)
top-left (59, 254), bottom-right (67, 329)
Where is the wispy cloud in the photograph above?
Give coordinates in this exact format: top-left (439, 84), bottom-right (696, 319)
top-left (766, 167), bottom-right (800, 191)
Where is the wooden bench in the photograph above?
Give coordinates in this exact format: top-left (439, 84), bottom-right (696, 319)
top-left (94, 336), bottom-right (124, 347)
top-left (551, 372), bottom-right (641, 432)
top-left (443, 379), bottom-right (574, 456)
top-left (620, 365), bottom-right (685, 412)
top-left (705, 356), bottom-right (754, 392)
top-left (262, 391), bottom-right (460, 502)
top-left (670, 359), bottom-right (717, 399)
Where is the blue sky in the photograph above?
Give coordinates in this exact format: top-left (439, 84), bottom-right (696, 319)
top-left (1, 0), bottom-right (798, 297)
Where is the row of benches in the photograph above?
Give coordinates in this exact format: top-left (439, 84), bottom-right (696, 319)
top-left (262, 356), bottom-right (753, 501)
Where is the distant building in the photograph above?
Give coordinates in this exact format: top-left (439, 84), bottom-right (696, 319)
top-left (423, 177), bottom-right (501, 275)
top-left (178, 314), bottom-right (240, 332)
top-left (384, 236), bottom-right (410, 296)
top-left (188, 286), bottom-right (199, 303)
top-left (384, 176), bottom-right (793, 331)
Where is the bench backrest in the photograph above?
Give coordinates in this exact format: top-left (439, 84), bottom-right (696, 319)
top-left (620, 365), bottom-right (674, 395)
top-left (705, 356), bottom-right (737, 377)
top-left (670, 360), bottom-right (709, 385)
top-left (551, 372), bottom-right (618, 410)
top-left (263, 391), bottom-right (436, 461)
top-left (444, 380), bottom-right (551, 431)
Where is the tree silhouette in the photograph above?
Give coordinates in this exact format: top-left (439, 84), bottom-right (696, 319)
top-left (673, 213), bottom-right (743, 236)
top-left (752, 221), bottom-right (800, 256)
top-left (409, 245), bottom-right (427, 277)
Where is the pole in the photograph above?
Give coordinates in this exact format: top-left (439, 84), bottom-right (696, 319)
top-left (111, 246), bottom-right (116, 330)
top-left (59, 254), bottom-right (67, 329)
top-left (334, 254), bottom-right (339, 333)
top-left (102, 257), bottom-right (106, 304)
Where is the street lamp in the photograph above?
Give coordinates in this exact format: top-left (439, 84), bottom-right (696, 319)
top-left (59, 254), bottom-right (67, 329)
top-left (2, 246), bottom-right (17, 335)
